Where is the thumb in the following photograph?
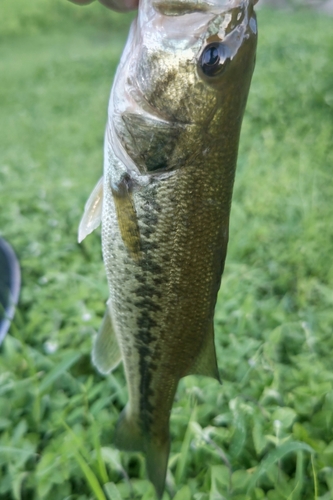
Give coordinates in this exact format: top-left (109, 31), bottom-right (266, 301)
top-left (67, 0), bottom-right (138, 10)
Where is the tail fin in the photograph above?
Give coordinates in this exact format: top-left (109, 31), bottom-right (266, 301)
top-left (114, 407), bottom-right (144, 452)
top-left (146, 440), bottom-right (170, 500)
top-left (114, 407), bottom-right (169, 499)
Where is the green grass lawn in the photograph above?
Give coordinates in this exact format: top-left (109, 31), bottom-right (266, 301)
top-left (1, 1), bottom-right (333, 499)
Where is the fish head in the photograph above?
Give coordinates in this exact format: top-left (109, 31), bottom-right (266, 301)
top-left (111, 0), bottom-right (258, 175)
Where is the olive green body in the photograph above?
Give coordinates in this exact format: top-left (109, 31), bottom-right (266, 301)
top-left (99, 0), bottom-right (257, 495)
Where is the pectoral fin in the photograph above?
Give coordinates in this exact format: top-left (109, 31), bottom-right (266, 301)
top-left (187, 322), bottom-right (221, 383)
top-left (111, 175), bottom-right (141, 259)
top-left (92, 303), bottom-right (122, 374)
top-left (78, 177), bottom-right (103, 243)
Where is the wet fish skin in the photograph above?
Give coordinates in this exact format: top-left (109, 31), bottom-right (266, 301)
top-left (80, 0), bottom-right (257, 496)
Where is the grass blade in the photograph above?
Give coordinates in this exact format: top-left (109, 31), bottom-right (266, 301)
top-left (39, 351), bottom-right (81, 393)
top-left (74, 451), bottom-right (107, 500)
top-left (247, 441), bottom-right (314, 493)
top-left (62, 420), bottom-right (93, 465)
top-left (0, 446), bottom-right (36, 457)
top-left (104, 482), bottom-right (123, 500)
top-left (286, 451), bottom-right (304, 500)
top-left (175, 407), bottom-right (196, 484)
top-left (93, 423), bottom-right (109, 484)
top-left (311, 454), bottom-right (318, 500)
top-left (173, 485), bottom-right (192, 500)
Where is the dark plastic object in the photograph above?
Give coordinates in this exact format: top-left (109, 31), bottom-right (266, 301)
top-left (0, 237), bottom-right (21, 345)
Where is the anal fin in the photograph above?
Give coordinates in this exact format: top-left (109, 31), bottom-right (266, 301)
top-left (187, 322), bottom-right (221, 383)
top-left (92, 303), bottom-right (122, 375)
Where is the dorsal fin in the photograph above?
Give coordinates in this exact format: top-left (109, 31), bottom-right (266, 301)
top-left (78, 177), bottom-right (103, 243)
top-left (186, 322), bottom-right (221, 383)
top-left (92, 303), bottom-right (122, 374)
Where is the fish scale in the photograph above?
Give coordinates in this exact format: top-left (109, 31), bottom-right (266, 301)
top-left (104, 154), bottom-right (230, 442)
top-left (79, 0), bottom-right (258, 496)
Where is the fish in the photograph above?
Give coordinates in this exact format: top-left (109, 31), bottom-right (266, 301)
top-left (79, 0), bottom-right (258, 496)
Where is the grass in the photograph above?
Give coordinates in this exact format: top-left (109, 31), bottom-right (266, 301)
top-left (1, 1), bottom-right (333, 499)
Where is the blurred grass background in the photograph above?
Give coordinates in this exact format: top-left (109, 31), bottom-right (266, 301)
top-left (1, 1), bottom-right (333, 499)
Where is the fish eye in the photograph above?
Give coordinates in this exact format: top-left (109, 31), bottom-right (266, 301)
top-left (199, 42), bottom-right (230, 77)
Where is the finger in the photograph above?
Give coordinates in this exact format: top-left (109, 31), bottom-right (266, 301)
top-left (67, 0), bottom-right (95, 4)
top-left (98, 0), bottom-right (138, 11)
top-left (67, 0), bottom-right (138, 10)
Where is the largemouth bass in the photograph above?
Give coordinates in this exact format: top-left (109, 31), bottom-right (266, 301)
top-left (79, 0), bottom-right (257, 496)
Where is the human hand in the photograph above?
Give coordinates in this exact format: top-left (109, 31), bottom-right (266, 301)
top-left (67, 0), bottom-right (138, 12)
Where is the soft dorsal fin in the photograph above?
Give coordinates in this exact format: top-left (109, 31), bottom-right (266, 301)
top-left (92, 303), bottom-right (122, 375)
top-left (78, 177), bottom-right (103, 243)
top-left (187, 322), bottom-right (221, 383)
